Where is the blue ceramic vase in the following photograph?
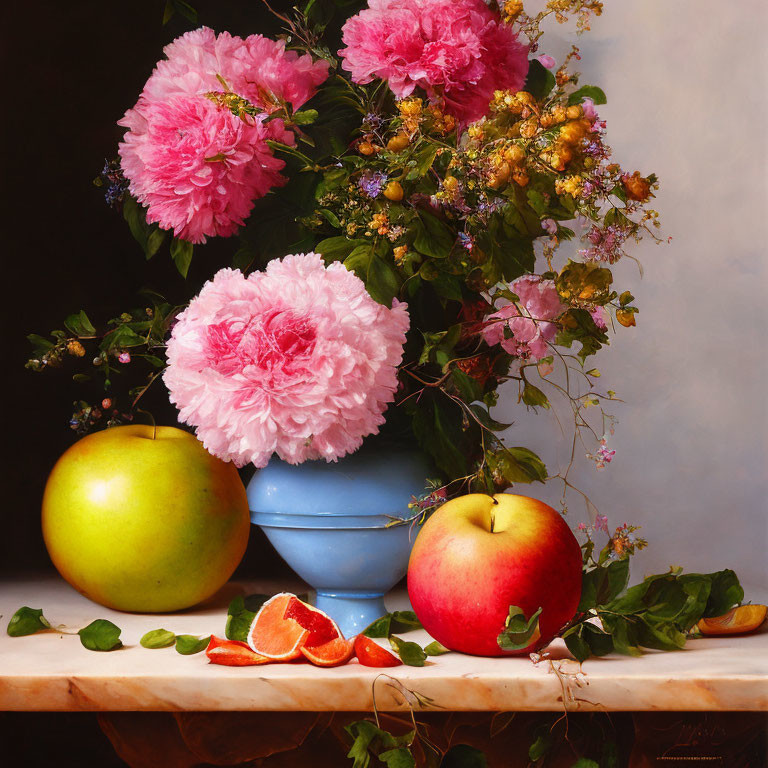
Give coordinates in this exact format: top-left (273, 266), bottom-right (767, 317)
top-left (246, 441), bottom-right (430, 638)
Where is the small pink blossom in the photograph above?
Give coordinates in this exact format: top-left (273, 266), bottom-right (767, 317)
top-left (537, 54), bottom-right (556, 69)
top-left (482, 276), bottom-right (564, 361)
top-left (164, 254), bottom-right (410, 467)
top-left (339, 0), bottom-right (529, 124)
top-left (595, 514), bottom-right (609, 534)
top-left (590, 306), bottom-right (609, 331)
top-left (541, 218), bottom-right (557, 235)
top-left (118, 352), bottom-right (131, 364)
top-left (581, 97), bottom-right (598, 121)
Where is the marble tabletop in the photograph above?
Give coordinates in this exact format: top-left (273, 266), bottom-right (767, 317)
top-left (1, 575), bottom-right (766, 713)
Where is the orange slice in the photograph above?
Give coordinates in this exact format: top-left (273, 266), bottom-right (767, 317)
top-left (353, 635), bottom-right (402, 667)
top-left (206, 635), bottom-right (272, 666)
top-left (301, 636), bottom-right (355, 667)
top-left (247, 593), bottom-right (310, 659)
top-left (697, 604), bottom-right (767, 636)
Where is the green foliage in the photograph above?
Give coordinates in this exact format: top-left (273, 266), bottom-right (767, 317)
top-left (140, 629), bottom-right (176, 649)
top-left (162, 0), bottom-right (198, 25)
top-left (567, 86), bottom-right (607, 106)
top-left (78, 619), bottom-right (122, 651)
top-left (363, 611), bottom-right (422, 638)
top-left (344, 244), bottom-right (401, 305)
top-left (497, 606), bottom-right (542, 651)
top-left (389, 635), bottom-right (427, 667)
top-left (123, 194), bottom-right (167, 259)
top-left (564, 565), bottom-right (744, 662)
top-left (64, 310), bottom-right (96, 337)
top-left (6, 607), bottom-right (51, 637)
top-left (175, 634), bottom-right (210, 655)
top-left (170, 237), bottom-right (194, 278)
top-left (345, 721), bottom-right (415, 768)
top-left (424, 641), bottom-right (450, 656)
top-left (225, 594), bottom-right (270, 642)
top-left (524, 60), bottom-right (556, 101)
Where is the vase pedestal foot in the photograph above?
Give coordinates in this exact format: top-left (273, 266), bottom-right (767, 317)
top-left (314, 590), bottom-right (387, 639)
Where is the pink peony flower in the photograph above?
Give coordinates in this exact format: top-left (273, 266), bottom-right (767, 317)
top-left (142, 27), bottom-right (329, 111)
top-left (339, 0), bottom-right (529, 124)
top-left (118, 28), bottom-right (328, 243)
top-left (119, 95), bottom-right (293, 243)
top-left (164, 254), bottom-right (410, 467)
top-left (482, 276), bottom-right (564, 361)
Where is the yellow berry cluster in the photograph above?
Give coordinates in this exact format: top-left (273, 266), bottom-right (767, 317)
top-left (397, 97), bottom-right (423, 135)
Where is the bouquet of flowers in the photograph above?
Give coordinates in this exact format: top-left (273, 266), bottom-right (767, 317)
top-left (28, 0), bottom-right (663, 511)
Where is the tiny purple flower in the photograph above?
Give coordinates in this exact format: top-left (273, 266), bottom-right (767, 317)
top-left (541, 218), bottom-right (557, 235)
top-left (358, 171), bottom-right (388, 198)
top-left (118, 351), bottom-right (131, 364)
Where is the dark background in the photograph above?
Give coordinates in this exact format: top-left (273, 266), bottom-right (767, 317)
top-left (2, 4), bottom-right (314, 762)
top-left (2, 0), bottom-right (319, 580)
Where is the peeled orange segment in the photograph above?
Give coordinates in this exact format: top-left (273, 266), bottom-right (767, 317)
top-left (301, 637), bottom-right (355, 667)
top-left (353, 634), bottom-right (403, 667)
top-left (247, 593), bottom-right (310, 660)
top-left (697, 604), bottom-right (767, 636)
top-left (284, 598), bottom-right (342, 647)
top-left (206, 636), bottom-right (272, 666)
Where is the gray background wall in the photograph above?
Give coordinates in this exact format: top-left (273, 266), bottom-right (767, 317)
top-left (497, 0), bottom-right (767, 589)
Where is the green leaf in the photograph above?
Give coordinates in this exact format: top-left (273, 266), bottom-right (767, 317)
top-left (344, 244), bottom-right (401, 306)
top-left (406, 143), bottom-right (439, 180)
top-left (424, 640), bottom-right (450, 656)
top-left (468, 405), bottom-right (512, 432)
top-left (7, 607), bottom-right (51, 637)
top-left (345, 721), bottom-right (415, 768)
top-left (232, 247), bottom-right (254, 272)
top-left (170, 238), bottom-right (194, 278)
top-left (175, 634), bottom-right (210, 655)
top-left (224, 594), bottom-right (267, 642)
top-left (497, 606), bottom-right (542, 651)
top-left (452, 369), bottom-right (482, 403)
top-left (441, 744), bottom-right (488, 768)
top-left (27, 333), bottom-right (55, 356)
top-left (379, 747), bottom-right (416, 768)
top-left (524, 60), bottom-right (556, 101)
top-left (363, 610), bottom-right (423, 638)
top-left (140, 629), bottom-right (176, 649)
top-left (123, 193), bottom-right (166, 258)
top-left (567, 85), bottom-right (607, 106)
top-left (78, 619), bottom-right (122, 651)
top-left (315, 236), bottom-right (367, 263)
top-left (704, 569), bottom-right (743, 617)
top-left (64, 310), bottom-right (96, 337)
top-left (389, 635), bottom-right (427, 667)
top-left (571, 760), bottom-right (600, 768)
top-left (564, 629), bottom-right (591, 663)
top-left (318, 208), bottom-right (341, 228)
top-left (578, 558), bottom-right (630, 611)
top-left (413, 212), bottom-right (454, 259)
top-left (528, 734), bottom-right (552, 762)
top-left (292, 109), bottom-right (318, 126)
top-left (521, 383), bottom-right (550, 409)
top-left (488, 447), bottom-right (547, 485)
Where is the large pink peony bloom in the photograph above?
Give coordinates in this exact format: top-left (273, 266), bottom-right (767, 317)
top-left (339, 0), bottom-right (529, 123)
top-left (118, 28), bottom-right (328, 243)
top-left (119, 95), bottom-right (293, 243)
top-left (482, 276), bottom-right (564, 361)
top-left (141, 27), bottom-right (329, 111)
top-left (164, 254), bottom-right (410, 467)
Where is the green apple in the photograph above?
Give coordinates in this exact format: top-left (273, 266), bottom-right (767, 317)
top-left (42, 425), bottom-right (250, 612)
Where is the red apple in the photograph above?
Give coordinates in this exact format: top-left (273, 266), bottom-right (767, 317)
top-left (407, 493), bottom-right (582, 656)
